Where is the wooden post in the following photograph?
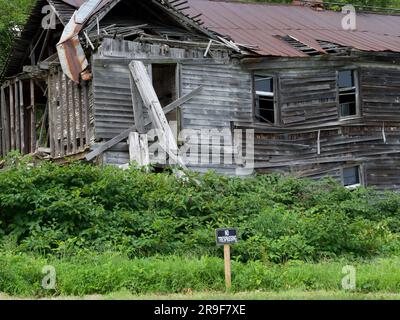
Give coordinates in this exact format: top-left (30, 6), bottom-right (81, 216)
top-left (224, 244), bottom-right (231, 290)
top-left (78, 86), bottom-right (84, 150)
top-left (14, 80), bottom-right (21, 152)
top-left (48, 73), bottom-right (54, 158)
top-left (0, 86), bottom-right (5, 156)
top-left (128, 132), bottom-right (150, 166)
top-left (2, 85), bottom-right (10, 154)
top-left (59, 71), bottom-right (65, 157)
top-left (9, 82), bottom-right (15, 150)
top-left (30, 79), bottom-right (36, 153)
top-left (83, 82), bottom-right (90, 147)
top-left (65, 77), bottom-right (72, 154)
top-left (71, 81), bottom-right (77, 154)
top-left (19, 80), bottom-right (24, 154)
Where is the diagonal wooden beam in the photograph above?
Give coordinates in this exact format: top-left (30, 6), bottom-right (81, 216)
top-left (129, 61), bottom-right (185, 168)
top-left (85, 84), bottom-right (202, 161)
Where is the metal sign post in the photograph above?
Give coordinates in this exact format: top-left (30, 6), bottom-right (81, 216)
top-left (216, 228), bottom-right (238, 291)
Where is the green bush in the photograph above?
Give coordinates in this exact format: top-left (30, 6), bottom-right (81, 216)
top-left (0, 160), bottom-right (400, 262)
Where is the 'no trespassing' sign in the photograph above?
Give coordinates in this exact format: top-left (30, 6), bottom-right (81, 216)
top-left (215, 228), bottom-right (238, 246)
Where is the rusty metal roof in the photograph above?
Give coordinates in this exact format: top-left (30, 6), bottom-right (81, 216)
top-left (61, 0), bottom-right (400, 57)
top-left (183, 0), bottom-right (400, 56)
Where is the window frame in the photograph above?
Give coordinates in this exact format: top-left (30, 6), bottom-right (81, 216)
top-left (337, 68), bottom-right (361, 120)
top-left (252, 72), bottom-right (280, 125)
top-left (341, 165), bottom-right (364, 189)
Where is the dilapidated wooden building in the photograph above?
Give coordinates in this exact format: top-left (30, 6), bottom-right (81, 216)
top-left (1, 0), bottom-right (400, 190)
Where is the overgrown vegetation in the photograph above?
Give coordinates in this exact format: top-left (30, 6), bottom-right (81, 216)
top-left (1, 154), bottom-right (400, 264)
top-left (0, 0), bottom-right (34, 73)
top-left (3, 252), bottom-right (400, 297)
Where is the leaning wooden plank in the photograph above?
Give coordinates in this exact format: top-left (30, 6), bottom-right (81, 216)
top-left (86, 85), bottom-right (203, 161)
top-left (129, 74), bottom-right (145, 134)
top-left (86, 125), bottom-right (137, 161)
top-left (129, 61), bottom-right (185, 168)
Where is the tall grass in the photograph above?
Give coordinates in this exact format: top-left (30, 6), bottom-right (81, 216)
top-left (2, 252), bottom-right (400, 297)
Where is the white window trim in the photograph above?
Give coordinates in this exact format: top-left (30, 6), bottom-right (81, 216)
top-left (253, 74), bottom-right (278, 125)
top-left (341, 165), bottom-right (364, 189)
top-left (256, 91), bottom-right (274, 97)
top-left (345, 183), bottom-right (361, 190)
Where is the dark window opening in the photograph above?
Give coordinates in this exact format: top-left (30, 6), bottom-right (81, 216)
top-left (152, 63), bottom-right (179, 135)
top-left (254, 75), bottom-right (275, 124)
top-left (343, 166), bottom-right (361, 187)
top-left (338, 70), bottom-right (358, 118)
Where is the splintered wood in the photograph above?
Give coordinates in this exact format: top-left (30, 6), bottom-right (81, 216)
top-left (128, 132), bottom-right (149, 166)
top-left (128, 60), bottom-right (186, 169)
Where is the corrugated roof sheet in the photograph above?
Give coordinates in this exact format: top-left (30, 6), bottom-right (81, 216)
top-left (183, 0), bottom-right (400, 56)
top-left (53, 0), bottom-right (400, 57)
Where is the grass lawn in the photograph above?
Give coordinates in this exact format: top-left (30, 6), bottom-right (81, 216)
top-left (2, 290), bottom-right (400, 300)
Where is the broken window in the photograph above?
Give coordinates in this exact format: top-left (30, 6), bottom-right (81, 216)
top-left (342, 166), bottom-right (362, 188)
top-left (254, 75), bottom-right (276, 124)
top-left (338, 70), bottom-right (358, 118)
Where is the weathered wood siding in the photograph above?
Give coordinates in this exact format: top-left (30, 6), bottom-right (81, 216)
top-left (237, 58), bottom-right (400, 191)
top-left (361, 67), bottom-right (400, 122)
top-left (92, 59), bottom-right (135, 140)
top-left (89, 38), bottom-right (400, 190)
top-left (279, 70), bottom-right (338, 126)
top-left (91, 38), bottom-right (242, 169)
top-left (180, 63), bottom-right (252, 130)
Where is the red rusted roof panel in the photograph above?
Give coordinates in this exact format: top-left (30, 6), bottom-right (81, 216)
top-left (184, 0), bottom-right (400, 56)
